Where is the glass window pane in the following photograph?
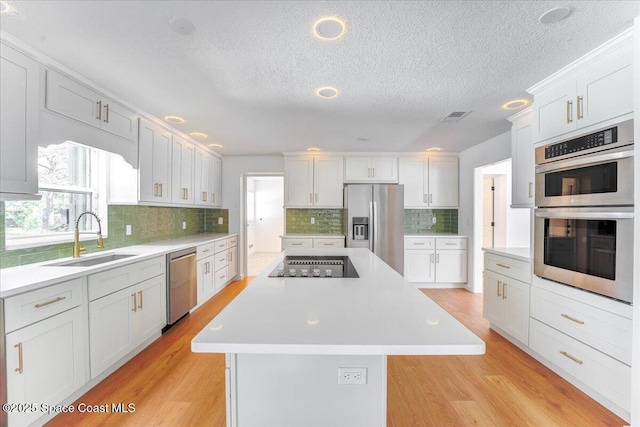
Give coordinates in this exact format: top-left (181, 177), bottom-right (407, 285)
top-left (38, 142), bottom-right (91, 187)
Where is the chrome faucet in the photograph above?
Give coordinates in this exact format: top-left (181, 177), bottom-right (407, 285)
top-left (73, 211), bottom-right (104, 258)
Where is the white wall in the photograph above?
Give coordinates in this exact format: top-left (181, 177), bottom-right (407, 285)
top-left (253, 178), bottom-right (284, 252)
top-left (458, 131), bottom-right (511, 292)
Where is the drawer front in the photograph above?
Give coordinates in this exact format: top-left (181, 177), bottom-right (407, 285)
top-left (214, 239), bottom-right (229, 253)
top-left (88, 256), bottom-right (165, 301)
top-left (435, 238), bottom-right (467, 250)
top-left (228, 235), bottom-right (238, 248)
top-left (404, 237), bottom-right (435, 249)
top-left (214, 266), bottom-right (229, 290)
top-left (4, 278), bottom-right (85, 333)
top-left (282, 238), bottom-right (313, 250)
top-left (215, 251), bottom-right (229, 271)
top-left (197, 243), bottom-right (215, 260)
top-left (529, 318), bottom-right (630, 412)
top-left (312, 238), bottom-right (345, 248)
top-left (485, 253), bottom-right (531, 283)
top-left (530, 286), bottom-right (632, 365)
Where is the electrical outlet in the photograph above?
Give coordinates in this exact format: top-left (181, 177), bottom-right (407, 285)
top-left (125, 225), bottom-right (132, 236)
top-left (432, 216), bottom-right (437, 224)
top-left (310, 217), bottom-right (315, 224)
top-left (182, 221), bottom-right (187, 230)
top-left (218, 217), bottom-right (224, 225)
top-left (338, 367), bottom-right (367, 385)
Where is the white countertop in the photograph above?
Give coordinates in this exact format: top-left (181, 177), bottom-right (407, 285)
top-left (405, 234), bottom-right (467, 238)
top-left (281, 234), bottom-right (345, 238)
top-left (192, 248), bottom-right (485, 356)
top-left (0, 233), bottom-right (237, 298)
top-left (482, 247), bottom-right (532, 262)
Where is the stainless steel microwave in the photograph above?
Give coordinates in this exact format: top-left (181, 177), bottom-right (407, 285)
top-left (535, 119), bottom-right (634, 208)
top-left (534, 207), bottom-right (634, 304)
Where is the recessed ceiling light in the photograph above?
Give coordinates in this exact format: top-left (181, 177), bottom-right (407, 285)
top-left (501, 99), bottom-right (530, 110)
top-left (208, 143), bottom-right (224, 149)
top-left (0, 1), bottom-right (13, 14)
top-left (164, 116), bottom-right (185, 124)
top-left (426, 147), bottom-right (442, 152)
top-left (539, 6), bottom-right (572, 24)
top-left (312, 16), bottom-right (347, 41)
top-left (190, 132), bottom-right (208, 139)
top-left (315, 86), bottom-right (339, 99)
top-left (170, 17), bottom-right (196, 35)
top-left (307, 147), bottom-right (321, 152)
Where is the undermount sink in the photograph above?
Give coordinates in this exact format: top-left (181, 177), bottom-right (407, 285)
top-left (47, 253), bottom-right (138, 267)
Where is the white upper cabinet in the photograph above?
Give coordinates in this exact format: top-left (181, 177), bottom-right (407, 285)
top-left (399, 157), bottom-right (458, 208)
top-left (344, 156), bottom-right (398, 183)
top-left (138, 118), bottom-right (172, 203)
top-left (45, 69), bottom-right (139, 143)
top-left (284, 155), bottom-right (343, 207)
top-left (211, 156), bottom-right (222, 207)
top-left (171, 136), bottom-right (195, 205)
top-left (0, 43), bottom-right (40, 199)
top-left (508, 108), bottom-right (534, 208)
top-left (529, 30), bottom-right (633, 143)
top-left (194, 148), bottom-right (212, 206)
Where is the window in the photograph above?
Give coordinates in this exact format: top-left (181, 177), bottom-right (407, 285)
top-left (4, 141), bottom-right (108, 248)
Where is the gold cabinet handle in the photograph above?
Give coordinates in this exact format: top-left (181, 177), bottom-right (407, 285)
top-left (445, 242), bottom-right (457, 246)
top-left (212, 193), bottom-right (216, 203)
top-left (35, 295), bottom-right (66, 308)
top-left (560, 350), bottom-right (583, 365)
top-left (291, 243), bottom-right (303, 246)
top-left (528, 182), bottom-right (533, 198)
top-left (429, 194), bottom-right (433, 204)
top-left (104, 103), bottom-right (109, 123)
top-left (315, 193), bottom-right (318, 203)
top-left (132, 293), bottom-right (137, 312)
top-left (219, 274), bottom-right (225, 280)
top-left (576, 96), bottom-right (583, 120)
top-left (496, 263), bottom-right (511, 269)
top-left (96, 100), bottom-right (102, 120)
top-left (502, 282), bottom-right (507, 299)
top-left (497, 280), bottom-right (502, 297)
top-left (423, 194), bottom-right (427, 203)
top-left (430, 254), bottom-right (434, 264)
top-left (413, 242), bottom-right (425, 245)
top-left (15, 343), bottom-right (23, 373)
top-left (566, 100), bottom-right (573, 124)
top-left (561, 313), bottom-right (585, 325)
top-left (138, 290), bottom-right (143, 310)
top-left (154, 183), bottom-right (158, 197)
top-left (229, 251), bottom-right (232, 261)
top-left (203, 191), bottom-right (207, 202)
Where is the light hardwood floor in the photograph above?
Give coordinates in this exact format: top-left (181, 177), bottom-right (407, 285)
top-left (47, 281), bottom-right (625, 426)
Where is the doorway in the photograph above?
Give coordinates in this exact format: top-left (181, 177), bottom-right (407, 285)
top-left (246, 176), bottom-right (284, 276)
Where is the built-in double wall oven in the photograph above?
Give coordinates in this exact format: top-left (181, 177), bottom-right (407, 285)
top-left (534, 119), bottom-right (634, 304)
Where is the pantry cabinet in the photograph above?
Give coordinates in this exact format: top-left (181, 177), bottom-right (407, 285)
top-left (194, 148), bottom-right (212, 206)
top-left (529, 31), bottom-right (632, 143)
top-left (0, 43), bottom-right (40, 199)
top-left (45, 69), bottom-right (138, 143)
top-left (211, 156), bottom-right (222, 207)
top-left (3, 278), bottom-right (88, 427)
top-left (138, 118), bottom-right (172, 203)
top-left (344, 156), bottom-right (398, 183)
top-left (508, 108), bottom-right (534, 208)
top-left (284, 155), bottom-right (343, 207)
top-left (399, 157), bottom-right (458, 208)
top-left (171, 136), bottom-right (195, 205)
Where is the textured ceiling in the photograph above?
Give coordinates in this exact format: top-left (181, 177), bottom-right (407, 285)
top-left (1, 1), bottom-right (638, 155)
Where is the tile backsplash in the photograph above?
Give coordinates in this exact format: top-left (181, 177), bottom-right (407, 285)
top-left (286, 208), bottom-right (343, 234)
top-left (0, 203), bottom-right (228, 269)
top-left (404, 209), bottom-right (458, 234)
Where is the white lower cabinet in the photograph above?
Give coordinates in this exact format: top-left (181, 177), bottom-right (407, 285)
top-left (483, 270), bottom-right (530, 345)
top-left (228, 245), bottom-right (238, 280)
top-left (404, 237), bottom-right (467, 285)
top-left (282, 236), bottom-right (345, 251)
top-left (196, 236), bottom-right (238, 306)
top-left (198, 255), bottom-right (216, 304)
top-left (5, 305), bottom-right (87, 426)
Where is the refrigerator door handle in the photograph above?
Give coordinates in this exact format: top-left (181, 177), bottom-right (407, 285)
top-left (369, 201), bottom-right (374, 252)
top-left (373, 201), bottom-right (379, 254)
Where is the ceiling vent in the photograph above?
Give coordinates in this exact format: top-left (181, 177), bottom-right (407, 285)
top-left (439, 111), bottom-right (471, 123)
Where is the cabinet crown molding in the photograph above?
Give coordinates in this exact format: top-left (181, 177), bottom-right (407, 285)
top-left (283, 152), bottom-right (459, 157)
top-left (526, 27), bottom-right (633, 96)
top-left (506, 106), bottom-right (532, 123)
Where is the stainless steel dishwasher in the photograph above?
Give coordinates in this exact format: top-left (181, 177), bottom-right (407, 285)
top-left (166, 247), bottom-right (197, 327)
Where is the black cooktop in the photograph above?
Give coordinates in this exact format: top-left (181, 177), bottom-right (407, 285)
top-left (268, 256), bottom-right (359, 278)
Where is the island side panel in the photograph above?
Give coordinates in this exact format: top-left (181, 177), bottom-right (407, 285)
top-left (226, 353), bottom-right (386, 427)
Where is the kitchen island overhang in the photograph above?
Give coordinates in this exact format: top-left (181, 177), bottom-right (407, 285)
top-left (192, 248), bottom-right (484, 427)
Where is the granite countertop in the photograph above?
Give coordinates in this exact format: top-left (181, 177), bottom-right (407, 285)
top-left (482, 247), bottom-right (532, 263)
top-left (192, 248), bottom-right (485, 356)
top-left (0, 233), bottom-right (238, 298)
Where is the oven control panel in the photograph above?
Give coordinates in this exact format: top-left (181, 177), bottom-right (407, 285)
top-left (544, 126), bottom-right (617, 159)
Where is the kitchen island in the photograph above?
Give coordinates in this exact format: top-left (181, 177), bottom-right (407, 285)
top-left (192, 248), bottom-right (484, 427)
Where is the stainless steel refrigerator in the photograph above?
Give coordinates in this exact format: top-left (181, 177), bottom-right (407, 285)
top-left (344, 184), bottom-right (404, 274)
